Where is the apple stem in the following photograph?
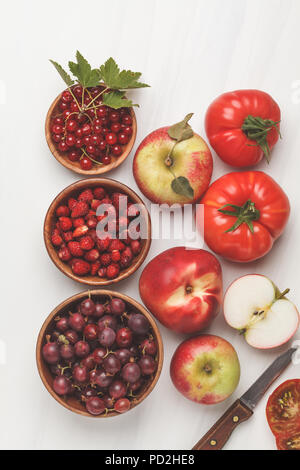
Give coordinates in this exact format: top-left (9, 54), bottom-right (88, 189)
top-left (277, 288), bottom-right (290, 300)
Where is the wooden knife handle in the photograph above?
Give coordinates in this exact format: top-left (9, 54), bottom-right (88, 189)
top-left (192, 399), bottom-right (253, 450)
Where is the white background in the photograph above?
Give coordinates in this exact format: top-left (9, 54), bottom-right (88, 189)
top-left (1, 0), bottom-right (300, 451)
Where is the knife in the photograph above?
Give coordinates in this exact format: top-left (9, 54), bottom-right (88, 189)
top-left (192, 347), bottom-right (296, 450)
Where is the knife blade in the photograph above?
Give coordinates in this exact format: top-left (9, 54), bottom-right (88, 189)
top-left (192, 347), bottom-right (297, 450)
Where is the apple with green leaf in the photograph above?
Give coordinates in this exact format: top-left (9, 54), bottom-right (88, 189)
top-left (133, 114), bottom-right (213, 205)
top-left (224, 274), bottom-right (299, 349)
top-left (170, 335), bottom-right (240, 404)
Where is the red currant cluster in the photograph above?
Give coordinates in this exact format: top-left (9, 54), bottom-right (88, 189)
top-left (50, 85), bottom-right (133, 170)
top-left (51, 186), bottom-right (142, 279)
top-left (42, 296), bottom-right (158, 416)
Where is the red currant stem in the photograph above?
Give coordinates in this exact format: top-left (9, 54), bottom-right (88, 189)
top-left (85, 86), bottom-right (109, 110)
top-left (67, 86), bottom-right (82, 112)
top-left (80, 147), bottom-right (103, 166)
top-left (45, 334), bottom-right (51, 343)
top-left (85, 88), bottom-right (97, 118)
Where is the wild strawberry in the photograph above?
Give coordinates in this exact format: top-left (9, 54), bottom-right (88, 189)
top-left (62, 231), bottom-right (73, 243)
top-left (107, 263), bottom-right (120, 279)
top-left (96, 237), bottom-right (110, 252)
top-left (111, 192), bottom-right (128, 211)
top-left (56, 205), bottom-right (70, 217)
top-left (91, 199), bottom-right (101, 211)
top-left (111, 250), bottom-right (121, 262)
top-left (73, 217), bottom-right (85, 228)
top-left (93, 187), bottom-right (106, 199)
top-left (71, 201), bottom-right (89, 218)
top-left (86, 216), bottom-right (97, 229)
top-left (78, 189), bottom-right (93, 203)
top-left (80, 236), bottom-right (94, 251)
top-left (97, 267), bottom-right (107, 278)
top-left (87, 209), bottom-right (96, 217)
top-left (123, 246), bottom-right (133, 260)
top-left (88, 229), bottom-right (97, 242)
top-left (108, 239), bottom-right (125, 252)
top-left (68, 197), bottom-right (77, 211)
top-left (59, 216), bottom-right (72, 231)
top-left (51, 232), bottom-right (63, 246)
top-left (90, 261), bottom-right (101, 275)
top-left (73, 225), bottom-right (89, 238)
top-left (84, 249), bottom-right (100, 262)
top-left (71, 259), bottom-right (90, 276)
top-left (131, 240), bottom-right (141, 255)
top-left (101, 197), bottom-right (112, 205)
top-left (100, 253), bottom-right (111, 266)
top-left (58, 246), bottom-right (71, 261)
top-left (120, 254), bottom-right (131, 268)
top-left (68, 241), bottom-right (84, 257)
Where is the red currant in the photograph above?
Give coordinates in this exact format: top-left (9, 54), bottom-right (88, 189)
top-left (80, 157), bottom-right (92, 170)
top-left (66, 134), bottom-right (76, 147)
top-left (106, 133), bottom-right (117, 145)
top-left (118, 133), bottom-right (129, 145)
top-left (112, 145), bottom-right (122, 156)
top-left (111, 123), bottom-right (121, 133)
top-left (109, 111), bottom-right (120, 122)
top-left (66, 119), bottom-right (78, 133)
top-left (102, 155), bottom-right (111, 165)
top-left (122, 115), bottom-right (132, 126)
top-left (68, 150), bottom-right (80, 162)
top-left (82, 123), bottom-right (92, 136)
top-left (58, 141), bottom-right (68, 152)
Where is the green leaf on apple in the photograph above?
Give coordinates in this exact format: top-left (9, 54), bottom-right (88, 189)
top-left (102, 90), bottom-right (138, 109)
top-left (171, 176), bottom-right (194, 199)
top-left (168, 113), bottom-right (194, 143)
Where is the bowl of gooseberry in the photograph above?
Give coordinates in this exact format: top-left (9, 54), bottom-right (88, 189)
top-left (44, 178), bottom-right (151, 286)
top-left (36, 290), bottom-right (163, 417)
top-left (45, 86), bottom-right (137, 175)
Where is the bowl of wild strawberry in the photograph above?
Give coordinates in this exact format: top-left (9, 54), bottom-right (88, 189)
top-left (36, 290), bottom-right (163, 417)
top-left (45, 86), bottom-right (137, 175)
top-left (44, 178), bottom-right (151, 285)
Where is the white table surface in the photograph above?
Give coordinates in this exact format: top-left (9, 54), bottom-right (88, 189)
top-left (1, 0), bottom-right (300, 450)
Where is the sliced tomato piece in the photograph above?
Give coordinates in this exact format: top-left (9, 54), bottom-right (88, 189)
top-left (266, 379), bottom-right (300, 447)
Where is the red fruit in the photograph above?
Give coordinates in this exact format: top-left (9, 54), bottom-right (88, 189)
top-left (97, 237), bottom-right (110, 252)
top-left (90, 260), bottom-right (101, 275)
top-left (69, 313), bottom-right (85, 332)
top-left (68, 241), bottom-right (84, 257)
top-left (93, 187), bottom-right (106, 199)
top-left (101, 155), bottom-right (111, 165)
top-left (71, 259), bottom-right (90, 276)
top-left (114, 398), bottom-right (130, 413)
top-left (62, 231), bottom-right (73, 242)
top-left (58, 246), bottom-right (71, 261)
top-left (116, 327), bottom-right (133, 348)
top-left (65, 134), bottom-right (76, 147)
top-left (111, 250), bottom-right (121, 262)
top-left (78, 189), bottom-right (93, 203)
top-left (86, 216), bottom-right (97, 229)
top-left (91, 199), bottom-right (101, 211)
top-left (111, 192), bottom-right (128, 211)
top-left (100, 253), bottom-right (111, 266)
top-left (123, 246), bottom-right (133, 259)
top-left (51, 233), bottom-right (63, 246)
top-left (97, 267), bottom-right (107, 278)
top-left (73, 225), bottom-right (89, 238)
top-left (82, 123), bottom-right (92, 135)
top-left (68, 150), bottom-right (80, 162)
top-left (112, 145), bottom-right (122, 156)
top-left (79, 236), bottom-right (94, 251)
top-left (108, 239), bottom-right (125, 252)
top-left (73, 217), bottom-right (85, 228)
top-left (84, 248), bottom-right (100, 262)
top-left (71, 201), bottom-right (89, 218)
top-left (120, 254), bottom-right (131, 268)
top-left (59, 217), bottom-right (72, 231)
top-left (68, 197), bottom-right (77, 210)
top-left (131, 240), bottom-right (141, 255)
top-left (56, 205), bottom-right (70, 217)
top-left (107, 263), bottom-right (120, 279)
top-left (80, 157), bottom-right (93, 171)
top-left (83, 323), bottom-right (98, 341)
top-left (140, 338), bottom-right (157, 356)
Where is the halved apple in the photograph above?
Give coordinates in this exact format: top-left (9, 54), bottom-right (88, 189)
top-left (223, 274), bottom-right (299, 349)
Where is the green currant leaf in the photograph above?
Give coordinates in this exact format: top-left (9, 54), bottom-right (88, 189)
top-left (171, 176), bottom-right (194, 199)
top-left (99, 57), bottom-right (149, 89)
top-left (68, 51), bottom-right (101, 87)
top-left (168, 113), bottom-right (194, 143)
top-left (102, 90), bottom-right (138, 109)
top-left (49, 60), bottom-right (74, 86)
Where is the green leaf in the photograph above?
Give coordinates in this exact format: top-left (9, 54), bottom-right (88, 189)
top-left (99, 57), bottom-right (149, 89)
top-left (171, 176), bottom-right (194, 199)
top-left (68, 51), bottom-right (101, 87)
top-left (102, 90), bottom-right (138, 109)
top-left (168, 113), bottom-right (194, 143)
top-left (49, 60), bottom-right (74, 86)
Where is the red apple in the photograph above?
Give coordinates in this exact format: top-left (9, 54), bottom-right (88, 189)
top-left (133, 126), bottom-right (213, 205)
top-left (170, 335), bottom-right (240, 404)
top-left (139, 247), bottom-right (222, 334)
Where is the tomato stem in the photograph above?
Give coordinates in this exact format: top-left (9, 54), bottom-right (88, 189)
top-left (218, 199), bottom-right (260, 233)
top-left (242, 115), bottom-right (281, 162)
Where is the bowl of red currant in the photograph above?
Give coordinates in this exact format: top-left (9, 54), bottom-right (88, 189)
top-left (45, 53), bottom-right (149, 175)
top-left (44, 178), bottom-right (151, 285)
top-left (36, 290), bottom-right (163, 417)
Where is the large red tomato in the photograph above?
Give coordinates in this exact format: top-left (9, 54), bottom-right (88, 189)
top-left (205, 90), bottom-right (281, 167)
top-left (266, 380), bottom-right (300, 450)
top-left (199, 171), bottom-right (290, 262)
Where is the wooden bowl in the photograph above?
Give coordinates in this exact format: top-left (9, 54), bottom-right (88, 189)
top-left (45, 91), bottom-right (137, 175)
top-left (36, 289), bottom-right (163, 417)
top-left (44, 178), bottom-right (151, 286)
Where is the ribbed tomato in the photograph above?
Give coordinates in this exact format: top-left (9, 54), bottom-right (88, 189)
top-left (266, 380), bottom-right (300, 450)
top-left (199, 171), bottom-right (290, 262)
top-left (205, 89), bottom-right (281, 167)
